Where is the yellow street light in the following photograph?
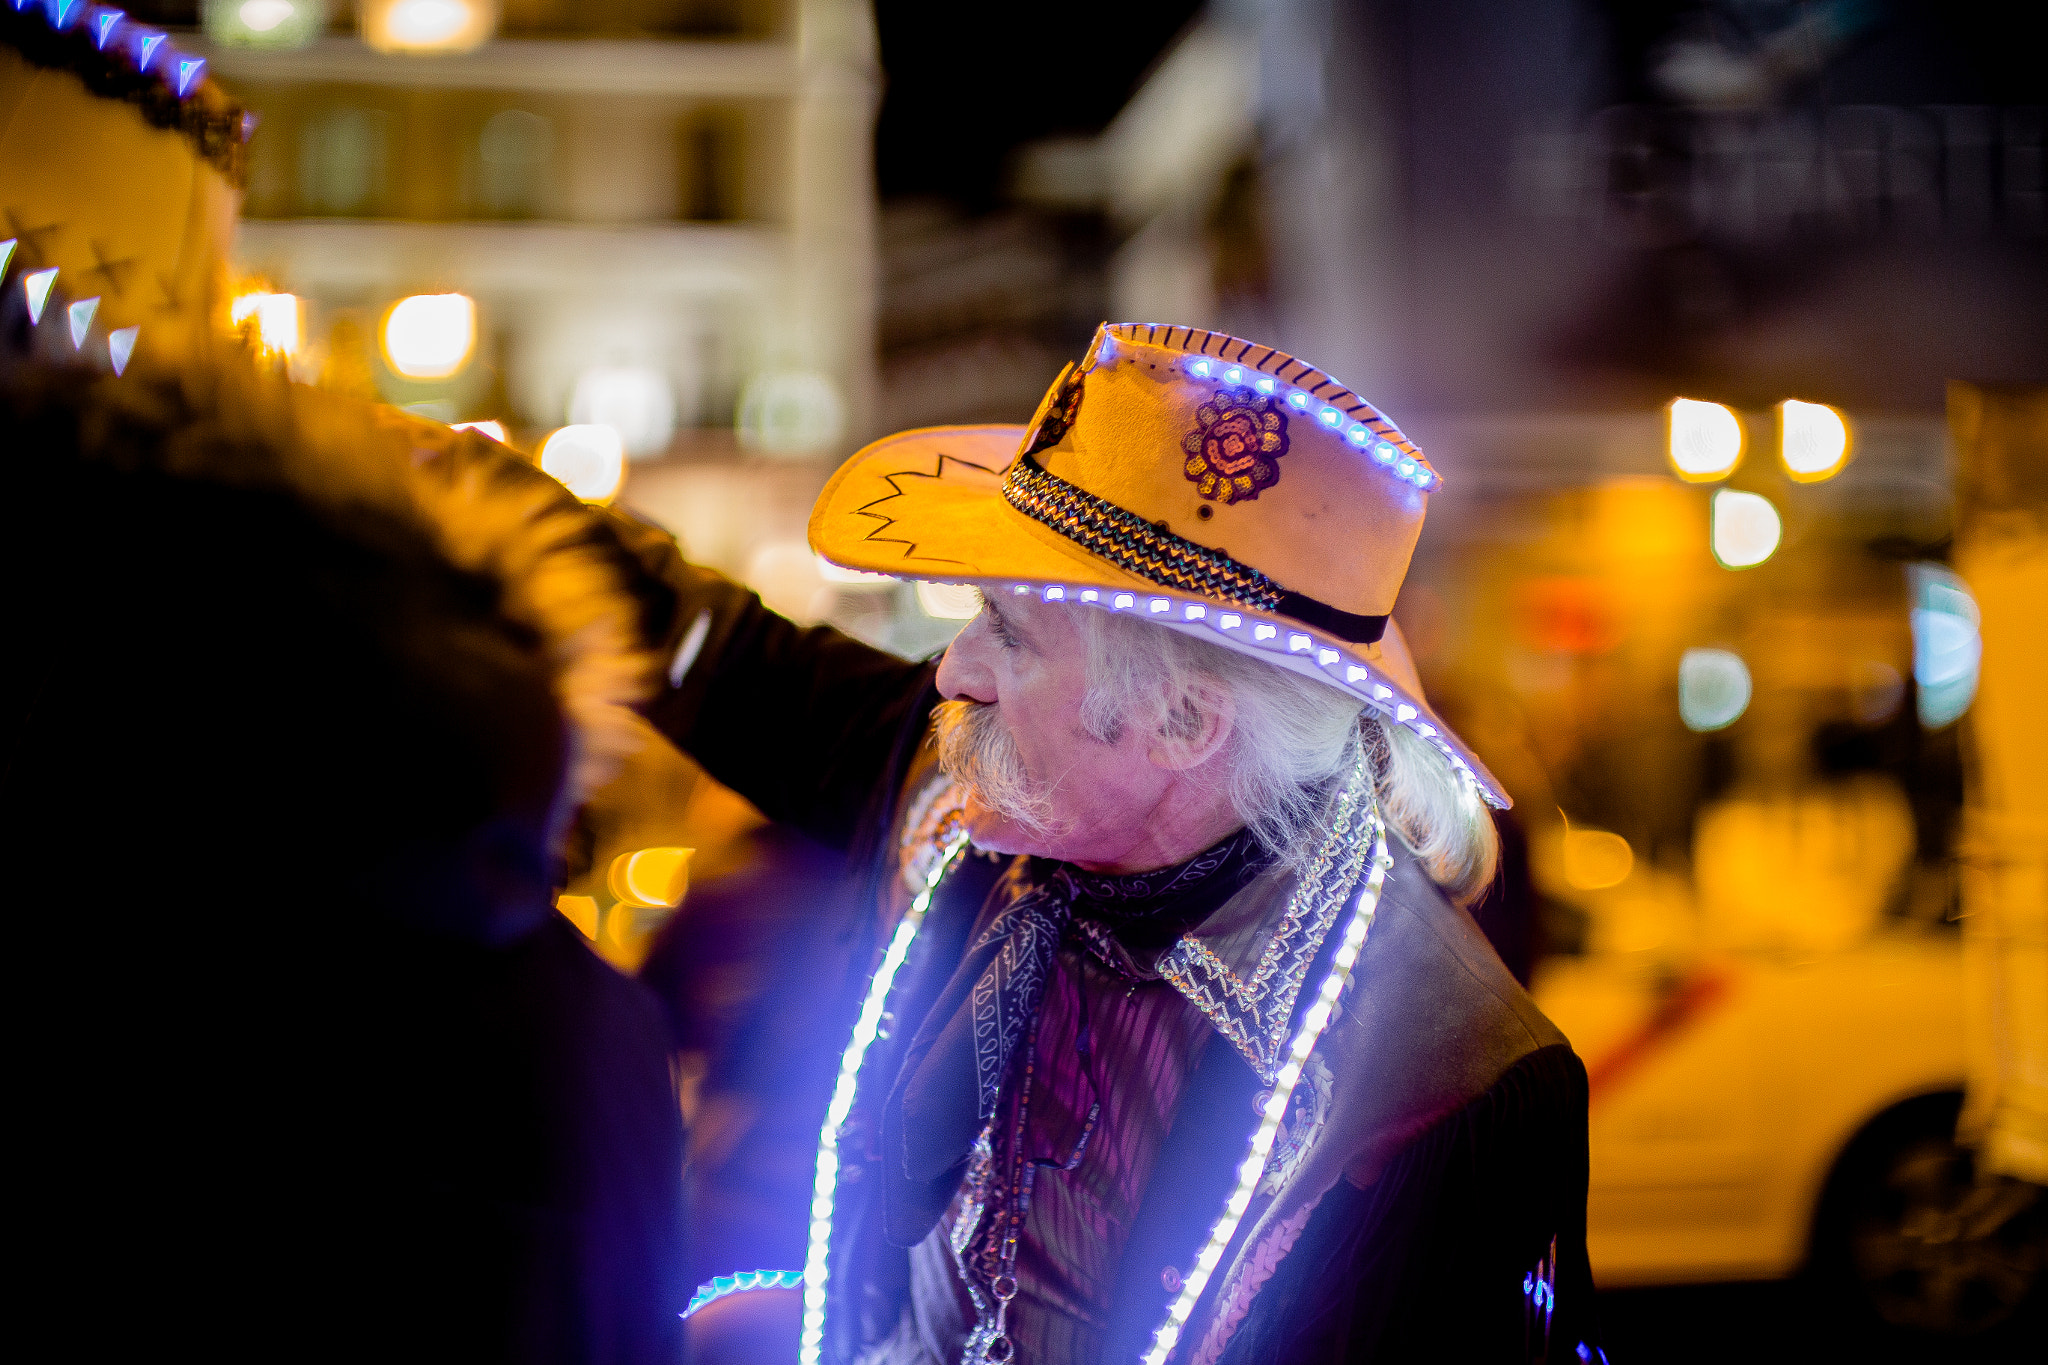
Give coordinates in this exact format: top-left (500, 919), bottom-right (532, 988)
top-left (1668, 398), bottom-right (1743, 481)
top-left (360, 0), bottom-right (497, 54)
top-left (230, 290), bottom-right (301, 356)
top-left (381, 293), bottom-right (475, 380)
top-left (1780, 399), bottom-right (1850, 482)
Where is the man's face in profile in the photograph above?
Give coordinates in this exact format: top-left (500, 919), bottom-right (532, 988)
top-left (932, 593), bottom-right (1185, 872)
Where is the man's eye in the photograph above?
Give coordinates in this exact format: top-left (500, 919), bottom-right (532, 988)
top-left (984, 612), bottom-right (1019, 648)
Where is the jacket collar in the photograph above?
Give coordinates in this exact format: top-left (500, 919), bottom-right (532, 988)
top-left (1155, 796), bottom-right (1382, 1083)
top-left (896, 770), bottom-right (1384, 1085)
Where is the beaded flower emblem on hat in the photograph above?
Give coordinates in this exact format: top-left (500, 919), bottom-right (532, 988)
top-left (1183, 389), bottom-right (1289, 503)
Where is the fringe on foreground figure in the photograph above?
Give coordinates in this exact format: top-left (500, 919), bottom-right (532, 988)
top-left (0, 336), bottom-right (687, 1362)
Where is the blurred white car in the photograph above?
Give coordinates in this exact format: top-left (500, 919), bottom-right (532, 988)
top-left (1531, 785), bottom-right (2044, 1337)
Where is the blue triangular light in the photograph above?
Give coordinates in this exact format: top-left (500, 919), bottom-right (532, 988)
top-left (0, 239), bottom-right (15, 276)
top-left (175, 58), bottom-right (205, 97)
top-left (24, 267), bottom-right (57, 324)
top-left (109, 325), bottom-right (139, 375)
top-left (94, 8), bottom-right (124, 47)
top-left (49, 0), bottom-right (83, 28)
top-left (68, 296), bottom-right (100, 349)
top-left (135, 31), bottom-right (164, 71)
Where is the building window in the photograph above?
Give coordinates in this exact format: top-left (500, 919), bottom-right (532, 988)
top-left (475, 109), bottom-right (555, 219)
top-left (299, 108), bottom-right (390, 217)
top-left (679, 108), bottom-right (744, 221)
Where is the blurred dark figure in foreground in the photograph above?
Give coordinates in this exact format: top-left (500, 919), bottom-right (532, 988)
top-left (0, 350), bottom-right (686, 1361)
top-left (639, 818), bottom-right (868, 1294)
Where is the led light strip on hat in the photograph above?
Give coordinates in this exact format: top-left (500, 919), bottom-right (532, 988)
top-left (984, 579), bottom-right (1494, 805)
top-left (1180, 355), bottom-right (1441, 492)
top-left (796, 831), bottom-right (971, 1365)
top-left (1143, 804), bottom-right (1392, 1365)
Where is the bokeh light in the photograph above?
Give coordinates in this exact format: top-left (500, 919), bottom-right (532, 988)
top-left (1562, 828), bottom-right (1634, 890)
top-left (816, 555), bottom-right (896, 586)
top-left (736, 370), bottom-right (846, 456)
top-left (607, 847), bottom-right (693, 909)
top-left (570, 366), bottom-right (677, 458)
top-left (231, 291), bottom-right (301, 356)
top-left (241, 0), bottom-right (295, 30)
top-left (1668, 398), bottom-right (1743, 481)
top-left (202, 0), bottom-right (327, 48)
top-left (1679, 648), bottom-right (1752, 731)
top-left (1711, 488), bottom-right (1781, 569)
top-left (1909, 564), bottom-right (1981, 729)
top-left (539, 425), bottom-right (626, 502)
top-left (1780, 400), bottom-right (1850, 482)
top-left (361, 0), bottom-right (496, 53)
top-left (450, 420), bottom-right (508, 443)
top-left (915, 580), bottom-right (983, 620)
top-left (555, 893), bottom-right (598, 940)
top-left (382, 293), bottom-right (476, 379)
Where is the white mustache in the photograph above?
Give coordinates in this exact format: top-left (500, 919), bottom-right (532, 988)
top-left (932, 699), bottom-right (1057, 836)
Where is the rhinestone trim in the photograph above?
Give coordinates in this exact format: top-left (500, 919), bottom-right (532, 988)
top-left (1155, 741), bottom-right (1380, 1082)
top-left (1002, 455), bottom-right (1286, 614)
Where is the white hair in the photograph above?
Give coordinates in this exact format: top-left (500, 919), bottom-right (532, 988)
top-left (1076, 607), bottom-right (1500, 903)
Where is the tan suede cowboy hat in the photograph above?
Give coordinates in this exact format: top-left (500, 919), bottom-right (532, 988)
top-left (809, 322), bottom-right (1508, 808)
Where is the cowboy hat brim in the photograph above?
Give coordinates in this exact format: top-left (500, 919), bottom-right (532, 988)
top-left (809, 424), bottom-right (1509, 808)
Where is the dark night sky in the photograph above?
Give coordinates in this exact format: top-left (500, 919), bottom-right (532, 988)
top-left (871, 0), bottom-right (2043, 210)
top-left (871, 0), bottom-right (1205, 207)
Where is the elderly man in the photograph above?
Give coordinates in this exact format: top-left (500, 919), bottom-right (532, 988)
top-left (655, 324), bottom-right (1598, 1364)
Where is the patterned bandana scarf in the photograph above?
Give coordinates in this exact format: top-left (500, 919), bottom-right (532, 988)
top-left (883, 828), bottom-right (1267, 1247)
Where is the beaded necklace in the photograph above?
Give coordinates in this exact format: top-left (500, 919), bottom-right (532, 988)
top-left (957, 1009), bottom-right (1101, 1365)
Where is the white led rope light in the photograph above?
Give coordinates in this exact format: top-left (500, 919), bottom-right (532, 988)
top-left (680, 1268), bottom-right (805, 1319)
top-left (799, 831), bottom-right (971, 1365)
top-left (1140, 812), bottom-right (1393, 1365)
top-left (978, 578), bottom-right (1499, 807)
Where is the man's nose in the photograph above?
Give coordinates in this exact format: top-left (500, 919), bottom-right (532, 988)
top-left (935, 616), bottom-right (998, 704)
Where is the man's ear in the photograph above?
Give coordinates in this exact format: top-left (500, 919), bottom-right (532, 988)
top-left (1147, 677), bottom-right (1235, 772)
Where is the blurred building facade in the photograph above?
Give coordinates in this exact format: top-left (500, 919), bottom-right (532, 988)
top-left (1017, 0), bottom-right (2042, 903)
top-left (205, 0), bottom-right (878, 455)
